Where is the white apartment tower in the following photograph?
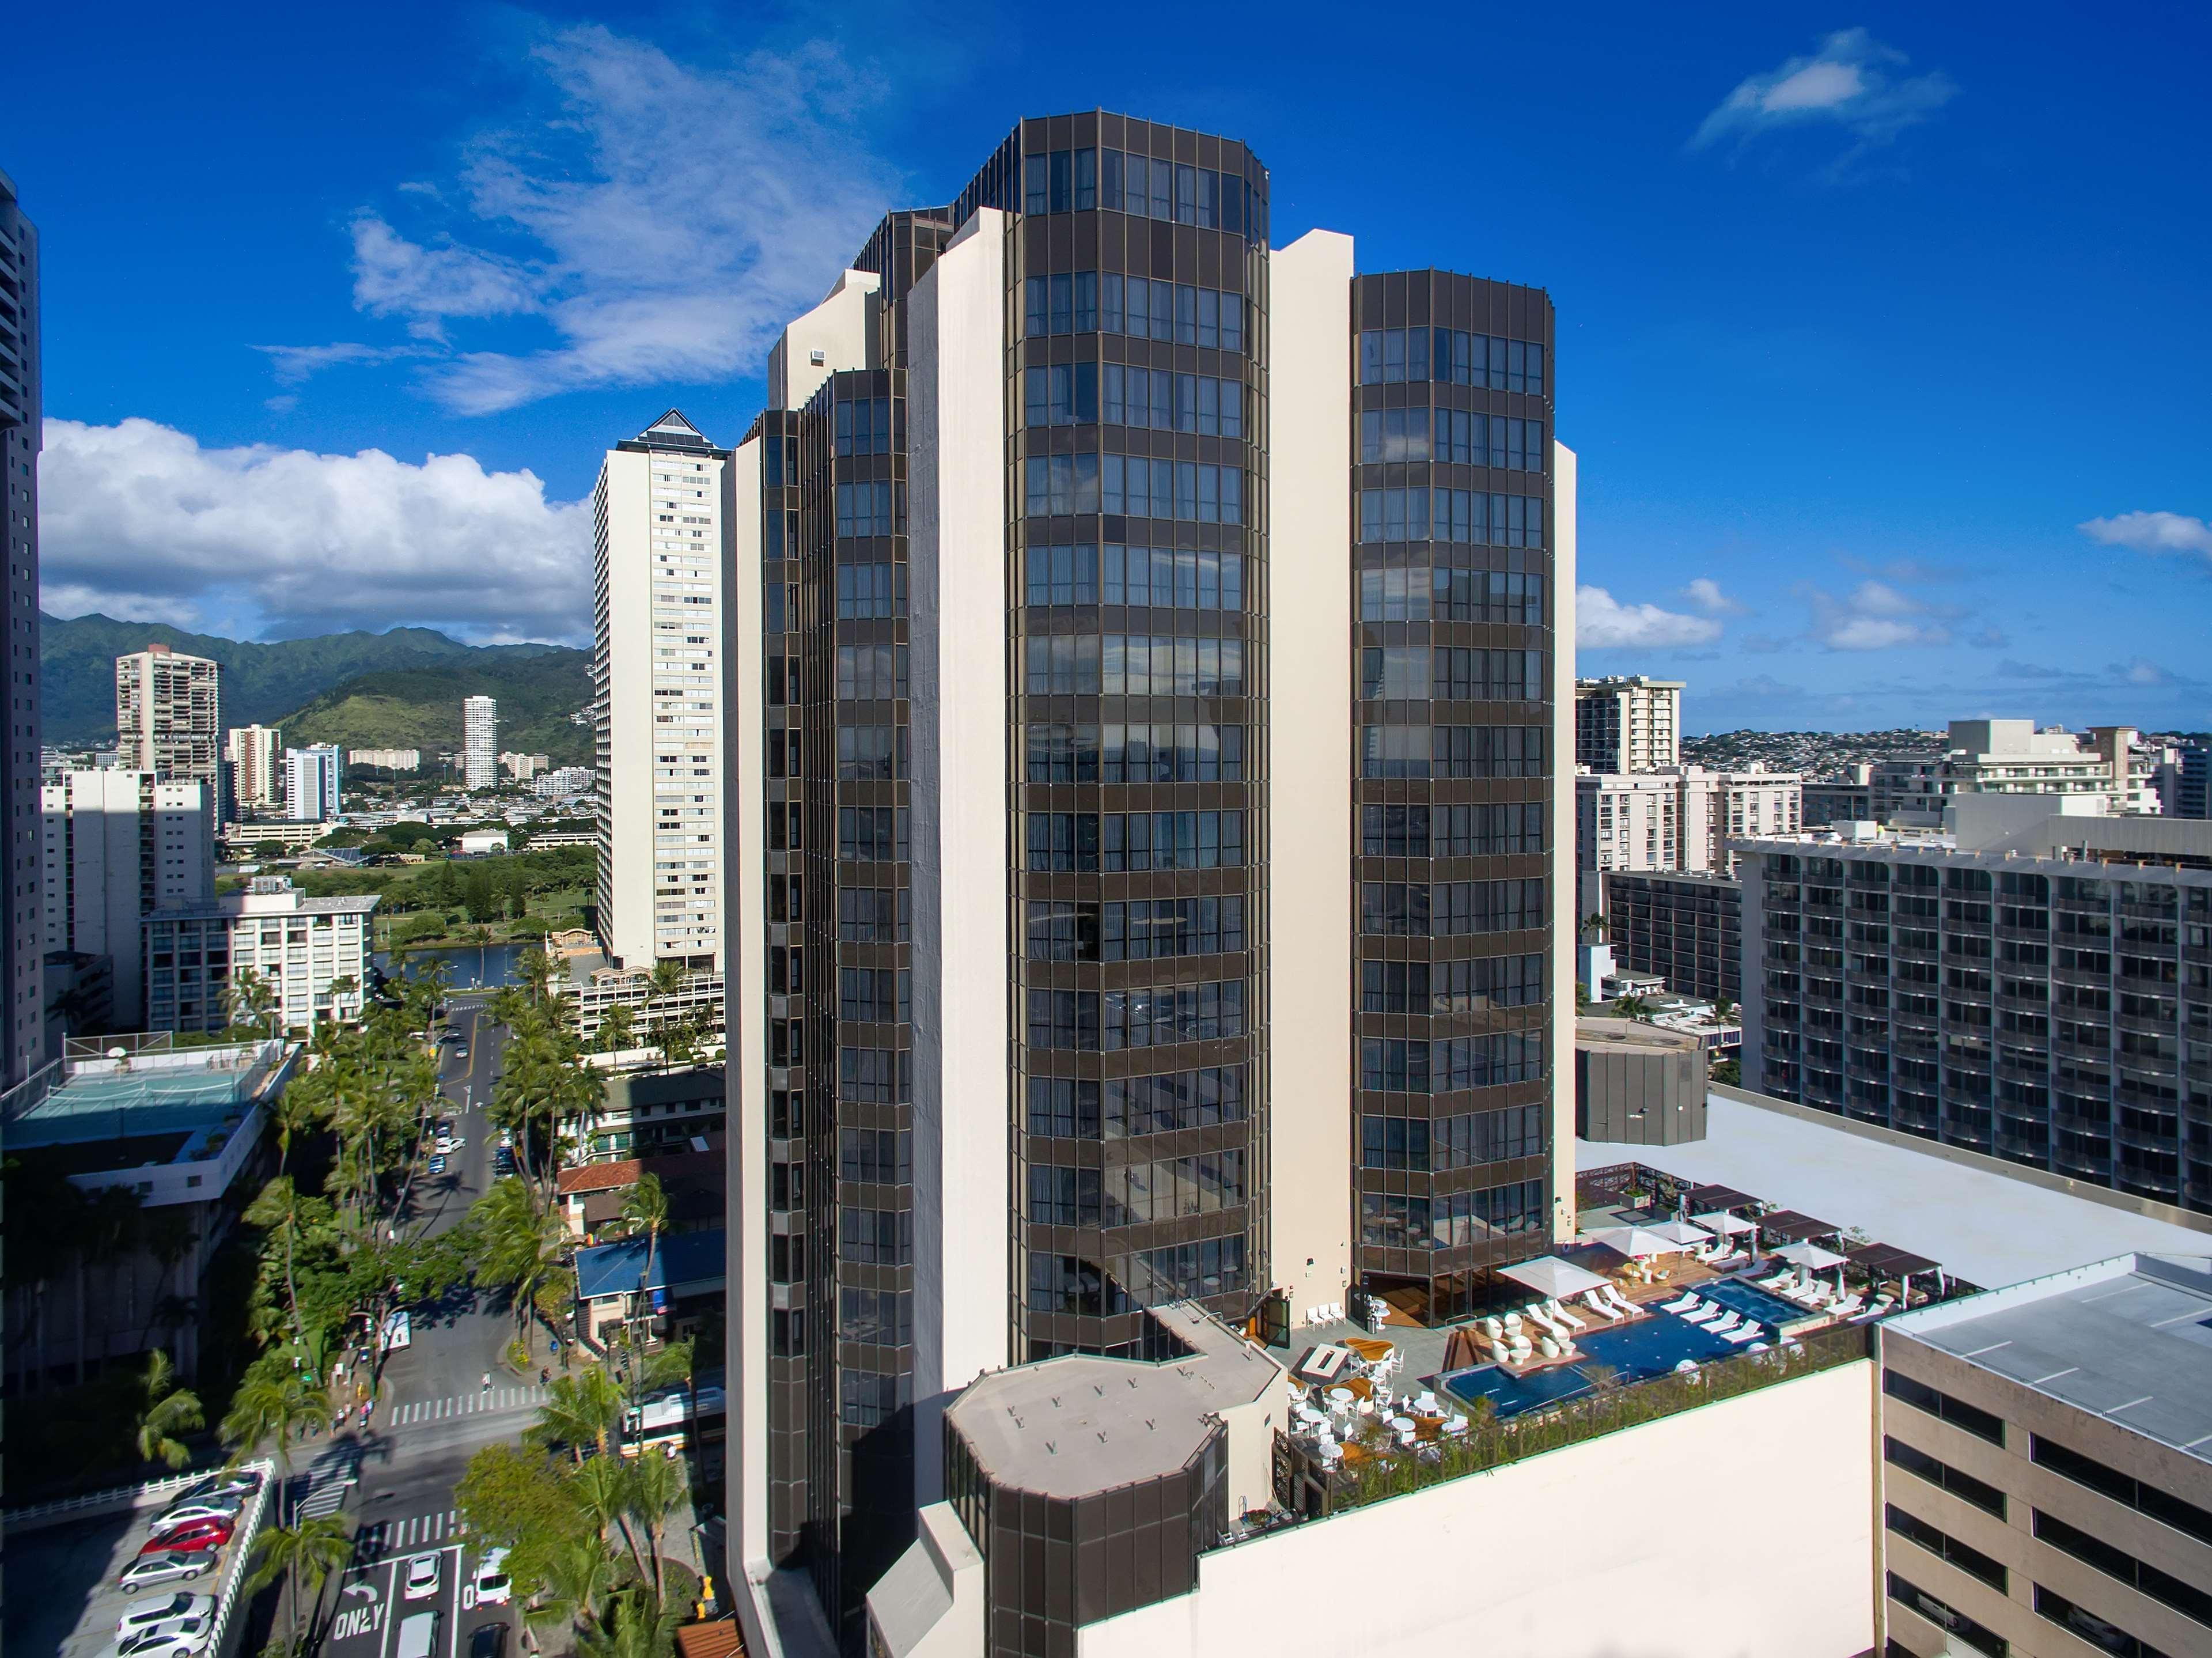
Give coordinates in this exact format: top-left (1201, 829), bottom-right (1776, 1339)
top-left (461, 695), bottom-right (498, 790)
top-left (282, 744), bottom-right (342, 822)
top-left (1575, 675), bottom-right (1682, 772)
top-left (593, 411), bottom-right (727, 971)
top-left (225, 724), bottom-right (282, 811)
top-left (41, 770), bottom-right (214, 1029)
top-left (116, 644), bottom-right (223, 824)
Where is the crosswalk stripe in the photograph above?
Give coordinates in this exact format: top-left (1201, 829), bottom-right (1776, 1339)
top-left (389, 1383), bottom-right (547, 1425)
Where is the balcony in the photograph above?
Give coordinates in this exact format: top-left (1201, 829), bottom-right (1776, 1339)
top-left (1994, 1131), bottom-right (2051, 1164)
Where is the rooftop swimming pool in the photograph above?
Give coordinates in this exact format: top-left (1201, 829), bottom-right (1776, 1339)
top-left (1444, 1310), bottom-right (1749, 1420)
top-left (1698, 1274), bottom-right (1830, 1334)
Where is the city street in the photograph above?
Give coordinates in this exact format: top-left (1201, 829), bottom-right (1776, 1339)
top-left (298, 991), bottom-right (545, 1648)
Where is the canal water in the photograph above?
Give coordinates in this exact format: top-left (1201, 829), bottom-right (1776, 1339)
top-left (373, 941), bottom-right (529, 990)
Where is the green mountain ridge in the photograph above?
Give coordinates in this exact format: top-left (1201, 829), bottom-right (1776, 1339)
top-left (40, 612), bottom-right (591, 765)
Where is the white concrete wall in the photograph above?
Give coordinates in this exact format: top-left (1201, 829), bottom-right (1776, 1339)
top-left (769, 270), bottom-right (881, 410)
top-left (1551, 442), bottom-right (1580, 1239)
top-left (719, 433), bottom-right (772, 1599)
top-left (904, 208), bottom-right (1012, 1505)
top-left (1262, 228), bottom-right (1356, 1318)
top-left (1082, 1361), bottom-right (1876, 1658)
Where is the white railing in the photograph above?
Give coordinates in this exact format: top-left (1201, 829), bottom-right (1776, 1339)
top-left (207, 1458), bottom-right (278, 1658)
top-left (1, 1466), bottom-right (206, 1533)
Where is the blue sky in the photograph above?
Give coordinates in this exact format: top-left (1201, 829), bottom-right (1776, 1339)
top-left (8, 2), bottom-right (2210, 732)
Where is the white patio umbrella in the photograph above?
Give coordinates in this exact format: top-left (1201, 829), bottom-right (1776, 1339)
top-left (1582, 1225), bottom-right (1677, 1259)
top-left (1645, 1220), bottom-right (1713, 1251)
top-left (1774, 1240), bottom-right (1849, 1294)
top-left (1694, 1210), bottom-right (1759, 1257)
top-left (1498, 1255), bottom-right (1612, 1301)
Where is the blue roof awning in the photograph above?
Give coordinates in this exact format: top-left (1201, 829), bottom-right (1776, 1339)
top-left (575, 1227), bottom-right (726, 1302)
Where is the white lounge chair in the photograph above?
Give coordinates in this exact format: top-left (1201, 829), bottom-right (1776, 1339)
top-left (1704, 1311), bottom-right (1743, 1335)
top-left (1602, 1285), bottom-right (1640, 1318)
top-left (1754, 1269), bottom-right (1792, 1290)
top-left (1706, 1250), bottom-right (1747, 1270)
top-left (1719, 1322), bottom-right (1762, 1345)
top-left (1828, 1293), bottom-right (1865, 1319)
top-left (1683, 1299), bottom-right (1727, 1326)
top-left (1548, 1299), bottom-right (1588, 1332)
top-left (1525, 1304), bottom-right (1565, 1340)
top-left (1580, 1289), bottom-right (1622, 1323)
top-left (1852, 1295), bottom-right (1895, 1323)
top-left (1658, 1290), bottom-right (1702, 1315)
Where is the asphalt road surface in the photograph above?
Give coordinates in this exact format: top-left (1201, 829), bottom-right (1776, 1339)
top-left (301, 994), bottom-right (544, 1642)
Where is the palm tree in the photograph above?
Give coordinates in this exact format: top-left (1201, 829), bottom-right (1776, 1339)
top-left (228, 967), bottom-right (283, 1038)
top-left (615, 1175), bottom-right (669, 1339)
top-left (529, 1365), bottom-right (627, 1464)
top-left (626, 1445), bottom-right (688, 1601)
top-left (596, 1005), bottom-right (636, 1055)
top-left (576, 1587), bottom-right (683, 1658)
top-left (532, 1531), bottom-right (623, 1645)
top-left (132, 1348), bottom-right (204, 1470)
top-left (245, 1513), bottom-right (354, 1652)
top-left (518, 944), bottom-right (559, 1007)
top-left (472, 1176), bottom-right (567, 1350)
top-left (220, 1368), bottom-right (325, 1486)
top-left (245, 1177), bottom-right (308, 1349)
top-left (570, 1453), bottom-right (649, 1586)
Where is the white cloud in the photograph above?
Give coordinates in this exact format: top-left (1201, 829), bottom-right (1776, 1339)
top-left (39, 417), bottom-right (589, 641)
top-left (264, 26), bottom-right (902, 414)
top-left (1680, 577), bottom-right (1747, 615)
top-left (1576, 586), bottom-right (1724, 649)
top-left (1805, 578), bottom-right (1952, 651)
top-left (1690, 28), bottom-right (1956, 162)
top-left (2078, 510), bottom-right (2212, 563)
top-left (252, 341), bottom-right (437, 385)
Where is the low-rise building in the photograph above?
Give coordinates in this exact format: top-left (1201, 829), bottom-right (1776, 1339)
top-left (219, 819), bottom-right (336, 857)
top-left (455, 828), bottom-right (510, 856)
top-left (1870, 718), bottom-right (2165, 822)
top-left (1879, 1254), bottom-right (2212, 1658)
top-left (500, 751), bottom-right (551, 781)
top-left (574, 1225), bottom-right (725, 1348)
top-left (346, 748), bottom-right (422, 772)
top-left (1577, 767), bottom-right (1799, 918)
top-left (144, 875), bottom-right (376, 1035)
top-left (1, 1035), bottom-right (300, 1381)
top-left (579, 1063), bottom-right (728, 1160)
top-left (533, 766), bottom-right (594, 798)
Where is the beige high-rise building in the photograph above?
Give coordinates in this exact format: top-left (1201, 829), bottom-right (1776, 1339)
top-left (592, 411), bottom-right (726, 971)
top-left (116, 645), bottom-right (223, 823)
top-left (1577, 764), bottom-right (1802, 914)
top-left (225, 724), bottom-right (282, 811)
top-left (461, 695), bottom-right (498, 790)
top-left (1575, 675), bottom-right (1683, 772)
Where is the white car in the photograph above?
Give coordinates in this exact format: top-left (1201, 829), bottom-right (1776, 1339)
top-left (150, 1501), bottom-right (242, 1533)
top-left (435, 1135), bottom-right (455, 1154)
top-left (116, 1595), bottom-right (215, 1640)
top-left (114, 1617), bottom-right (214, 1657)
top-left (471, 1547), bottom-right (512, 1606)
top-left (404, 1551), bottom-right (441, 1600)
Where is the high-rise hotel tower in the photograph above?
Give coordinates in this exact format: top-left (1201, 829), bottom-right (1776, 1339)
top-left (720, 113), bottom-right (1575, 1648)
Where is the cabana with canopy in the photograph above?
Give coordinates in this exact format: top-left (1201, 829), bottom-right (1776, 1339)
top-left (1846, 1242), bottom-right (1949, 1302)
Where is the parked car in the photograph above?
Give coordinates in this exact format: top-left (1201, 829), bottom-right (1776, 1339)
top-left (469, 1621), bottom-right (509, 1658)
top-left (429, 1156), bottom-right (448, 1176)
top-left (140, 1520), bottom-right (231, 1555)
top-left (118, 1553), bottom-right (213, 1589)
top-left (116, 1593), bottom-right (215, 1638)
top-left (114, 1622), bottom-right (214, 1658)
top-left (471, 1548), bottom-right (512, 1606)
top-left (434, 1137), bottom-right (454, 1155)
top-left (404, 1551), bottom-right (441, 1600)
top-left (150, 1501), bottom-right (243, 1532)
top-left (175, 1471), bottom-right (259, 1502)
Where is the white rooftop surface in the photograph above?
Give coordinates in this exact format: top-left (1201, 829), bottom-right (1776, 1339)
top-left (1581, 1091), bottom-right (2211, 1289)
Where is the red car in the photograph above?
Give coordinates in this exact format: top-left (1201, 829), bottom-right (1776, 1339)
top-left (139, 1520), bottom-right (232, 1555)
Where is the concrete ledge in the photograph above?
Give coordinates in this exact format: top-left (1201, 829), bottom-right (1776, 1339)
top-left (1709, 1082), bottom-right (2211, 1238)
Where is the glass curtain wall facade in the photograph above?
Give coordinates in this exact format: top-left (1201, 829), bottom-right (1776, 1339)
top-left (1008, 112), bottom-right (1270, 1368)
top-left (1350, 273), bottom-right (1556, 1323)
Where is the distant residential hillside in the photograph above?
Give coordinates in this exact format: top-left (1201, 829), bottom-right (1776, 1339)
top-left (39, 612), bottom-right (589, 761)
top-left (279, 661), bottom-right (593, 766)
